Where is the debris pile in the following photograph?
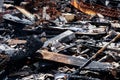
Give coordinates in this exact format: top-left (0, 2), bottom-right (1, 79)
top-left (0, 0), bottom-right (120, 80)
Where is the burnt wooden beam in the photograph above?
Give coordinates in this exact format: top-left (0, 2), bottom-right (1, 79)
top-left (7, 39), bottom-right (27, 45)
top-left (37, 50), bottom-right (112, 71)
top-left (43, 30), bottom-right (76, 47)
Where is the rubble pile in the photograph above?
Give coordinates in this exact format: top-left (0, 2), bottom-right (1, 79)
top-left (0, 0), bottom-right (120, 80)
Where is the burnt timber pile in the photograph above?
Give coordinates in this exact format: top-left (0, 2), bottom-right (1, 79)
top-left (0, 0), bottom-right (120, 80)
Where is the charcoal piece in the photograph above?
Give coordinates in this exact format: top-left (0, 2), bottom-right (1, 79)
top-left (13, 0), bottom-right (24, 6)
top-left (11, 35), bottom-right (43, 61)
top-left (43, 30), bottom-right (75, 47)
top-left (3, 14), bottom-right (32, 25)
